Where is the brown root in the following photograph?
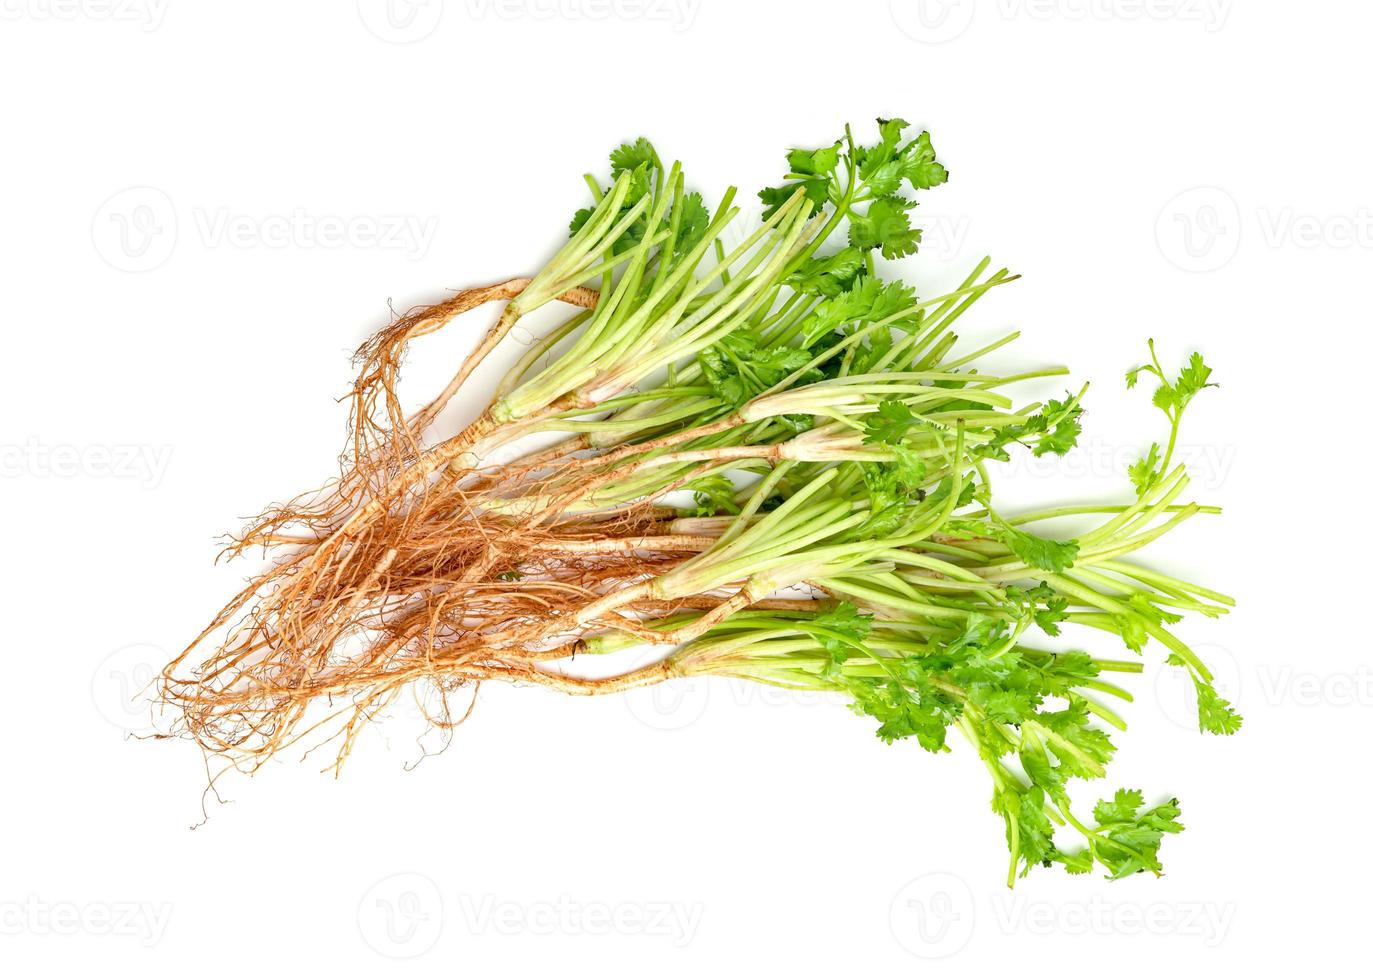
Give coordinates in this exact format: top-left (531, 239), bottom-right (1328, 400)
top-left (226, 278), bottom-right (599, 558)
top-left (161, 275), bottom-right (799, 775)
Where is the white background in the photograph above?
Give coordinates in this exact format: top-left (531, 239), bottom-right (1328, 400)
top-left (2, 0), bottom-right (1367, 974)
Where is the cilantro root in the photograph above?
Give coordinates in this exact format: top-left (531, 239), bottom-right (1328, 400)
top-left (159, 121), bottom-right (1232, 885)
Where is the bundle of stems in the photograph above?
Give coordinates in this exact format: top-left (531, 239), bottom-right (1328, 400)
top-left (160, 122), bottom-right (1234, 882)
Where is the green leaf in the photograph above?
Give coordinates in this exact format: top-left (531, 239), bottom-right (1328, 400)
top-left (758, 179), bottom-right (829, 220)
top-left (978, 689), bottom-right (1032, 724)
top-left (863, 398), bottom-right (923, 445)
top-left (684, 474), bottom-right (739, 517)
top-left (1113, 614), bottom-right (1149, 653)
top-left (1175, 351), bottom-right (1215, 404)
top-left (1000, 526), bottom-right (1079, 573)
top-left (1058, 849), bottom-right (1096, 875)
top-left (849, 325), bottom-right (894, 375)
top-left (976, 396), bottom-right (1083, 460)
top-left (899, 131), bottom-right (950, 190)
top-left (1009, 785), bottom-right (1059, 870)
top-left (1034, 596), bottom-right (1069, 636)
top-left (610, 137), bottom-right (658, 175)
top-left (1091, 794), bottom-right (1185, 878)
top-left (1020, 738), bottom-right (1066, 799)
top-left (1038, 700), bottom-right (1115, 776)
top-left (848, 442), bottom-right (931, 541)
top-left (848, 196), bottom-right (922, 259)
top-left (786, 248), bottom-right (865, 298)
top-left (1093, 787), bottom-right (1145, 825)
top-left (862, 159), bottom-right (905, 197)
top-left (1195, 677), bottom-right (1244, 735)
top-left (1133, 344), bottom-right (1217, 422)
top-left (795, 274), bottom-right (915, 347)
top-left (809, 602), bottom-right (874, 665)
top-left (1161, 655), bottom-right (1242, 734)
top-left (568, 206), bottom-right (594, 236)
top-left (855, 120), bottom-right (948, 193)
top-left (1129, 442), bottom-right (1162, 496)
top-left (787, 143), bottom-right (841, 177)
top-left (855, 117), bottom-right (907, 174)
top-left (697, 332), bottom-right (812, 411)
top-left (697, 345), bottom-right (748, 408)
top-left (812, 601), bottom-right (874, 640)
top-left (1127, 592), bottom-right (1183, 626)
top-left (889, 445), bottom-right (927, 487)
top-left (676, 191), bottom-right (710, 254)
top-left (838, 669), bottom-right (961, 751)
top-left (864, 277), bottom-right (919, 324)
